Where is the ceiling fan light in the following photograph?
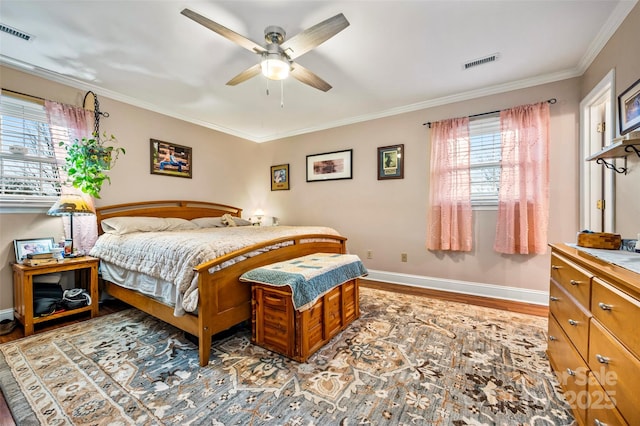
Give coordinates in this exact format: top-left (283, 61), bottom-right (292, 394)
top-left (261, 55), bottom-right (290, 80)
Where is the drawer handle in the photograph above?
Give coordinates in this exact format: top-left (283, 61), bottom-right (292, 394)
top-left (570, 279), bottom-right (580, 286)
top-left (549, 296), bottom-right (559, 302)
top-left (594, 420), bottom-right (607, 426)
top-left (598, 302), bottom-right (612, 311)
top-left (551, 265), bottom-right (561, 270)
top-left (566, 368), bottom-right (575, 376)
top-left (549, 335), bottom-right (557, 341)
top-left (595, 354), bottom-right (610, 364)
top-left (568, 319), bottom-right (578, 326)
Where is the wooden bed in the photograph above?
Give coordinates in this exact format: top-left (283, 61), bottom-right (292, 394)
top-left (94, 200), bottom-right (347, 366)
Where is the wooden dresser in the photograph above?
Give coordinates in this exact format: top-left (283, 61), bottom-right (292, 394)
top-left (548, 243), bottom-right (640, 426)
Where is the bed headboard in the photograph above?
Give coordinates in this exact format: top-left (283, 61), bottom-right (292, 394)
top-left (95, 200), bottom-right (243, 234)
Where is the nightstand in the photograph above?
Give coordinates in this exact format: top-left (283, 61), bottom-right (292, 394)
top-left (12, 256), bottom-right (99, 336)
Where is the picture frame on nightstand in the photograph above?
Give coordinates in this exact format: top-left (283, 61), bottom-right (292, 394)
top-left (13, 237), bottom-right (55, 263)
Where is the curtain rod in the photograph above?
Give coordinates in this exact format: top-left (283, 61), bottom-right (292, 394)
top-left (2, 87), bottom-right (110, 122)
top-left (1, 87), bottom-right (46, 102)
top-left (422, 98), bottom-right (557, 128)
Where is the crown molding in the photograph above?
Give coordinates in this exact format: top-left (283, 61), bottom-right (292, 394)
top-left (577, 0), bottom-right (638, 73)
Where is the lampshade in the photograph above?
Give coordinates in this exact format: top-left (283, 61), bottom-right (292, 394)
top-left (261, 53), bottom-right (290, 81)
top-left (47, 194), bottom-right (95, 217)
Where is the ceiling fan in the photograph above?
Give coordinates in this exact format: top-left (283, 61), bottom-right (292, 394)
top-left (181, 8), bottom-right (349, 92)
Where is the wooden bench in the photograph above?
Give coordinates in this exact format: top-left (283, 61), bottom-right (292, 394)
top-left (240, 253), bottom-right (366, 362)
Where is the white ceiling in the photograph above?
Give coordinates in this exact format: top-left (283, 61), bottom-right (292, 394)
top-left (1, 1), bottom-right (636, 142)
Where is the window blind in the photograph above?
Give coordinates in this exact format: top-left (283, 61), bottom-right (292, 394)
top-left (469, 114), bottom-right (501, 205)
top-left (0, 94), bottom-right (65, 207)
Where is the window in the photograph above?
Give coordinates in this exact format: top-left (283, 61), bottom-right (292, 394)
top-left (0, 94), bottom-right (65, 209)
top-left (469, 114), bottom-right (500, 206)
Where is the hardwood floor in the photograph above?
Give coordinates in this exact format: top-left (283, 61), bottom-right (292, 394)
top-left (0, 281), bottom-right (547, 423)
top-left (0, 391), bottom-right (13, 426)
top-left (359, 279), bottom-right (549, 317)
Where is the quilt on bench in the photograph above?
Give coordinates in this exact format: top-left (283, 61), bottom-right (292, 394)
top-left (239, 253), bottom-right (367, 311)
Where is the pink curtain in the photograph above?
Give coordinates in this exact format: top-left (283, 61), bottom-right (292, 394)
top-left (494, 102), bottom-right (550, 254)
top-left (427, 117), bottom-right (473, 251)
top-left (45, 100), bottom-right (98, 254)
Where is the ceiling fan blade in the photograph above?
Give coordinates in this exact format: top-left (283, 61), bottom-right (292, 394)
top-left (226, 63), bottom-right (262, 86)
top-left (290, 63), bottom-right (332, 92)
top-left (281, 13), bottom-right (350, 60)
top-left (181, 8), bottom-right (266, 54)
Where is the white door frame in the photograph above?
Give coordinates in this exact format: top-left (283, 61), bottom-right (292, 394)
top-left (579, 69), bottom-right (616, 232)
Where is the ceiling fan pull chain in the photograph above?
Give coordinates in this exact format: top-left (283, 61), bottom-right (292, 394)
top-left (266, 78), bottom-right (270, 96)
top-left (280, 80), bottom-right (284, 108)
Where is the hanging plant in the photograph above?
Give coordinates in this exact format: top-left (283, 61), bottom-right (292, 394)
top-left (59, 132), bottom-right (125, 198)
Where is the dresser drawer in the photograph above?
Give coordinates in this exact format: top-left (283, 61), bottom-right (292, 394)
top-left (551, 252), bottom-right (593, 309)
top-left (547, 314), bottom-right (588, 424)
top-left (589, 319), bottom-right (640, 426)
top-left (549, 279), bottom-right (591, 359)
top-left (591, 278), bottom-right (640, 359)
top-left (586, 373), bottom-right (629, 426)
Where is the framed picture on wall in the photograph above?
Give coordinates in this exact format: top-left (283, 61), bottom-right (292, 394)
top-left (306, 149), bottom-right (353, 182)
top-left (150, 139), bottom-right (193, 178)
top-left (271, 164), bottom-right (290, 191)
top-left (377, 144), bottom-right (404, 180)
top-left (618, 78), bottom-right (640, 135)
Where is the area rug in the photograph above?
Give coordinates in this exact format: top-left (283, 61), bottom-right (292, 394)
top-left (0, 287), bottom-right (574, 425)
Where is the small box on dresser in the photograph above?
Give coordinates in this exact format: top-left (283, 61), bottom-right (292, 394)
top-left (548, 244), bottom-right (640, 426)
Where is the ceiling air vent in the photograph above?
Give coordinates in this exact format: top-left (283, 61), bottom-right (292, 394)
top-left (463, 53), bottom-right (499, 70)
top-left (0, 23), bottom-right (33, 41)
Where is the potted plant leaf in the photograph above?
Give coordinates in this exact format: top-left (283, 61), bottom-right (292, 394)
top-left (60, 132), bottom-right (125, 198)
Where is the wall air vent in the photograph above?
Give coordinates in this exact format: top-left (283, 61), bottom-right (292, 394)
top-left (0, 23), bottom-right (33, 41)
top-left (463, 53), bottom-right (499, 70)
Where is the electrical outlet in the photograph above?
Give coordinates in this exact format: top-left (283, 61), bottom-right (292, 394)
top-left (366, 250), bottom-right (373, 259)
top-left (401, 252), bottom-right (407, 262)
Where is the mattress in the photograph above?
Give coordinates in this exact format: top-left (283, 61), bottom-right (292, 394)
top-left (100, 261), bottom-right (180, 307)
top-left (92, 225), bottom-right (342, 315)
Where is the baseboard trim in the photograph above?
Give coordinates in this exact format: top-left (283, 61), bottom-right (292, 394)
top-left (366, 270), bottom-right (549, 306)
top-left (0, 308), bottom-right (14, 322)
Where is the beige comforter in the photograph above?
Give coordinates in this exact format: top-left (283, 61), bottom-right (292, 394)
top-left (89, 226), bottom-right (340, 313)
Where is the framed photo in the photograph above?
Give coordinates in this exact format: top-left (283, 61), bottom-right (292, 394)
top-left (618, 78), bottom-right (640, 135)
top-left (271, 164), bottom-right (290, 191)
top-left (378, 144), bottom-right (404, 180)
top-left (306, 149), bottom-right (353, 182)
top-left (14, 237), bottom-right (55, 263)
top-left (150, 139), bottom-right (192, 178)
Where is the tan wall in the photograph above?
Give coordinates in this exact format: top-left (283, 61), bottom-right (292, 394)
top-left (259, 78), bottom-right (581, 293)
top-left (581, 2), bottom-right (640, 238)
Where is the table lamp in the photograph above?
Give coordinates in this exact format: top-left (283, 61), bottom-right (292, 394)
top-left (47, 193), bottom-right (95, 254)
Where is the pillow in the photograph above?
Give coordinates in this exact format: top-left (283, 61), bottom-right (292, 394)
top-left (232, 217), bottom-right (252, 226)
top-left (164, 217), bottom-right (199, 231)
top-left (101, 216), bottom-right (197, 235)
top-left (191, 216), bottom-right (253, 228)
top-left (190, 217), bottom-right (226, 228)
